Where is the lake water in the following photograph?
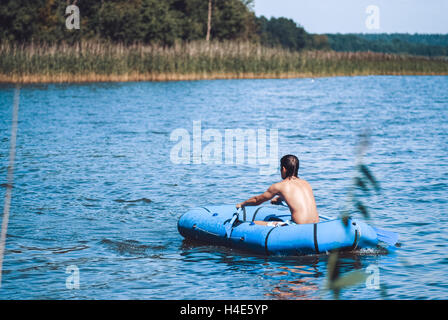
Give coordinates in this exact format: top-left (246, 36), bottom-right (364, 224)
top-left (0, 76), bottom-right (447, 299)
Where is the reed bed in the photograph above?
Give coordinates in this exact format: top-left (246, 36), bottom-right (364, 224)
top-left (1, 40), bottom-right (447, 83)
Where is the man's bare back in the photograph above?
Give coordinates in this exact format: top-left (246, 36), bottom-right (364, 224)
top-left (236, 155), bottom-right (319, 225)
top-left (271, 177), bottom-right (319, 224)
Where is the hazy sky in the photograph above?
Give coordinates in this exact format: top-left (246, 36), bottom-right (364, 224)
top-left (253, 0), bottom-right (448, 34)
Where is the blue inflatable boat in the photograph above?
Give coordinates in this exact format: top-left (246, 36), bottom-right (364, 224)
top-left (178, 205), bottom-right (398, 256)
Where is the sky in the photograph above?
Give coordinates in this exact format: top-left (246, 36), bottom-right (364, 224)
top-left (252, 0), bottom-right (448, 34)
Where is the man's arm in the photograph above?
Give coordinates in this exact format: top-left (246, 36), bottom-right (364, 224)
top-left (237, 184), bottom-right (279, 208)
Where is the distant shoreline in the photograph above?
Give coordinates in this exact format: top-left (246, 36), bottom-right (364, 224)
top-left (1, 41), bottom-right (447, 84)
top-left (1, 71), bottom-right (448, 84)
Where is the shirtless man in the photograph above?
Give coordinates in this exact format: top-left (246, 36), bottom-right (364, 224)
top-left (236, 155), bottom-right (319, 225)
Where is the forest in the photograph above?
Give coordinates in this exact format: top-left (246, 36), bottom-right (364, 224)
top-left (2, 0), bottom-right (447, 56)
top-left (1, 0), bottom-right (447, 82)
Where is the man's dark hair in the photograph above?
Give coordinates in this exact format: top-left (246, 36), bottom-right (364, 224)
top-left (280, 154), bottom-right (299, 178)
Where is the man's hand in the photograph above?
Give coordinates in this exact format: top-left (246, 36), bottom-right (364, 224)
top-left (236, 203), bottom-right (244, 209)
top-left (270, 197), bottom-right (282, 205)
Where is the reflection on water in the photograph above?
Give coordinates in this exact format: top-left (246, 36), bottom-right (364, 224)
top-left (180, 238), bottom-right (391, 300)
top-left (264, 262), bottom-right (320, 300)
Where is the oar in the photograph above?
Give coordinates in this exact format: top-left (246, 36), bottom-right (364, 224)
top-left (225, 208), bottom-right (241, 238)
top-left (372, 227), bottom-right (399, 247)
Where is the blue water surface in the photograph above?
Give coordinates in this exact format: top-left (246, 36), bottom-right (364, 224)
top-left (0, 76), bottom-right (447, 299)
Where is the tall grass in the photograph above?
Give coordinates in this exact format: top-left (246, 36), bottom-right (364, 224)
top-left (1, 40), bottom-right (447, 83)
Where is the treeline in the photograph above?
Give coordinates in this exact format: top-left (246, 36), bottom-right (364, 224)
top-left (0, 1), bottom-right (267, 43)
top-left (0, 0), bottom-right (327, 50)
top-left (327, 33), bottom-right (448, 57)
top-left (256, 16), bottom-right (330, 51)
top-left (0, 0), bottom-right (253, 44)
top-left (0, 0), bottom-right (447, 57)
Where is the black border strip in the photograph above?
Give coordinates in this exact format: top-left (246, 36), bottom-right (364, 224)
top-left (0, 300), bottom-right (437, 318)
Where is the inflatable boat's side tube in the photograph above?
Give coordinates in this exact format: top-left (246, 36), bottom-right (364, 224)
top-left (178, 205), bottom-right (379, 256)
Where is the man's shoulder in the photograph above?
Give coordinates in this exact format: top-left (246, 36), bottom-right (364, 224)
top-left (297, 178), bottom-right (313, 190)
top-left (269, 181), bottom-right (284, 190)
top-left (273, 180), bottom-right (291, 192)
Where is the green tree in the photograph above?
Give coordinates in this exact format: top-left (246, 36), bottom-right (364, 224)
top-left (307, 34), bottom-right (331, 50)
top-left (256, 16), bottom-right (309, 50)
top-left (170, 0), bottom-right (209, 41)
top-left (170, 0), bottom-right (257, 42)
top-left (211, 0), bottom-right (258, 40)
top-left (98, 0), bottom-right (179, 44)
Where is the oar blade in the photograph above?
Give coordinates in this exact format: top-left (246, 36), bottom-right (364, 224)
top-left (372, 227), bottom-right (399, 247)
